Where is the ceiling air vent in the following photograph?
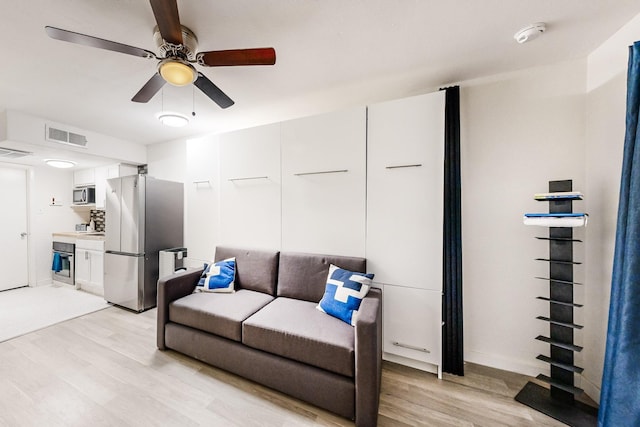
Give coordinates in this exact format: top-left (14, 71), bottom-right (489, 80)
top-left (45, 124), bottom-right (88, 148)
top-left (0, 146), bottom-right (32, 159)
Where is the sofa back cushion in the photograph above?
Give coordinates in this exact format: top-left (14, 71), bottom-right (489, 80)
top-left (277, 252), bottom-right (367, 303)
top-left (214, 246), bottom-right (279, 295)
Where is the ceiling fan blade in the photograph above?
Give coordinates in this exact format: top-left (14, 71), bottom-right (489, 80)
top-left (194, 73), bottom-right (234, 109)
top-left (45, 26), bottom-right (156, 59)
top-left (132, 73), bottom-right (166, 103)
top-left (149, 0), bottom-right (183, 45)
top-left (198, 48), bottom-right (276, 66)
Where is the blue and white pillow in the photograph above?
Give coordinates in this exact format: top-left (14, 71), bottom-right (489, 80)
top-left (197, 257), bottom-right (236, 293)
top-left (317, 264), bottom-right (374, 326)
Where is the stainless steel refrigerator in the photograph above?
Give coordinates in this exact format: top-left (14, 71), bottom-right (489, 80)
top-left (104, 174), bottom-right (183, 312)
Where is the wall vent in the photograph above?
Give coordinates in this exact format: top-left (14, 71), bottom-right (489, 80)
top-left (45, 125), bottom-right (88, 148)
top-left (0, 146), bottom-right (32, 159)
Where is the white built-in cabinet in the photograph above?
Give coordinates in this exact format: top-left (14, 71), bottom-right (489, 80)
top-left (219, 123), bottom-right (281, 250)
top-left (281, 107), bottom-right (367, 257)
top-left (75, 163), bottom-right (138, 209)
top-left (366, 91), bottom-right (445, 377)
top-left (185, 136), bottom-right (220, 265)
top-left (75, 239), bottom-right (105, 296)
top-left (73, 168), bottom-right (95, 187)
top-left (178, 92), bottom-right (446, 376)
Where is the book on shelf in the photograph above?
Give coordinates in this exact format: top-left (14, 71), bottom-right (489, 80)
top-left (523, 213), bottom-right (588, 227)
top-left (534, 191), bottom-right (583, 201)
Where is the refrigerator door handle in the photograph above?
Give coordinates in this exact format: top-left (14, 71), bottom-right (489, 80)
top-left (105, 250), bottom-right (145, 257)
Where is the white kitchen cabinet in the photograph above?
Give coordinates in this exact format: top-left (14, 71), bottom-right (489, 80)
top-left (382, 285), bottom-right (442, 376)
top-left (281, 107), bottom-right (367, 257)
top-left (94, 166), bottom-right (108, 209)
top-left (75, 239), bottom-right (105, 296)
top-left (107, 163), bottom-right (138, 179)
top-left (367, 91), bottom-right (446, 375)
top-left (219, 124), bottom-right (281, 250)
top-left (76, 163), bottom-right (137, 209)
top-left (73, 168), bottom-right (95, 187)
top-left (185, 135), bottom-right (220, 264)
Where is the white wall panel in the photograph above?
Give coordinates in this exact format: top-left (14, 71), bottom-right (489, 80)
top-left (219, 124), bottom-right (281, 250)
top-left (281, 107), bottom-right (366, 257)
top-left (366, 91), bottom-right (445, 290)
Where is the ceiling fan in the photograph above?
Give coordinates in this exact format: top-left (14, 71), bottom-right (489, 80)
top-left (45, 0), bottom-right (276, 109)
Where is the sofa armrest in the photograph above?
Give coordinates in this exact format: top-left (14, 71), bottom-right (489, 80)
top-left (354, 287), bottom-right (382, 427)
top-left (156, 267), bottom-right (203, 349)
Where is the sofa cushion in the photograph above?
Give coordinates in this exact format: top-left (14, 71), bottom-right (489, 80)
top-left (317, 264), bottom-right (374, 326)
top-left (242, 297), bottom-right (355, 377)
top-left (277, 252), bottom-right (367, 303)
top-left (169, 289), bottom-right (273, 342)
top-left (215, 246), bottom-right (279, 295)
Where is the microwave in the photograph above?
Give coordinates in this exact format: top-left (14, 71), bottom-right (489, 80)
top-left (73, 186), bottom-right (96, 205)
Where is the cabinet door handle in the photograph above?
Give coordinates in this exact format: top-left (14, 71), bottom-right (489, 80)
top-left (294, 169), bottom-right (348, 176)
top-left (85, 251), bottom-right (88, 260)
top-left (392, 341), bottom-right (430, 353)
top-left (228, 176), bottom-right (269, 182)
top-left (385, 164), bottom-right (422, 169)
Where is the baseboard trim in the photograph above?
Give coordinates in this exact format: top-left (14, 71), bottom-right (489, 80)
top-left (580, 374), bottom-right (601, 404)
top-left (383, 352), bottom-right (439, 376)
top-left (465, 349), bottom-right (549, 378)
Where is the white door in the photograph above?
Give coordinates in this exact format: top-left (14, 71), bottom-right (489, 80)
top-left (0, 165), bottom-right (29, 291)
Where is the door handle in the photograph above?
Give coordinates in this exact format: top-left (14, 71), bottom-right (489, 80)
top-left (20, 232), bottom-right (27, 238)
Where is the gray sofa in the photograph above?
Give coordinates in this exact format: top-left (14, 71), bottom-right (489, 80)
top-left (157, 246), bottom-right (382, 426)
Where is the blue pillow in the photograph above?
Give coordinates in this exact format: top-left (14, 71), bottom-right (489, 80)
top-left (317, 264), bottom-right (374, 326)
top-left (197, 257), bottom-right (236, 293)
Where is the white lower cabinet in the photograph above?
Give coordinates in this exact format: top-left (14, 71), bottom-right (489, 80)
top-left (382, 284), bottom-right (443, 378)
top-left (75, 239), bottom-right (105, 296)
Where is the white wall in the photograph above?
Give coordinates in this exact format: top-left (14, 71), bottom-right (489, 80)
top-left (2, 110), bottom-right (147, 164)
top-left (146, 137), bottom-right (187, 183)
top-left (460, 59), bottom-right (587, 377)
top-left (581, 12), bottom-right (640, 404)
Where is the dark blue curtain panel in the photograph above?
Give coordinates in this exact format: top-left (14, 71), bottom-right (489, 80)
top-left (599, 40), bottom-right (640, 427)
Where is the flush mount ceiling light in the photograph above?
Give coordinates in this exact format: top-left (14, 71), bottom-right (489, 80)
top-left (514, 22), bottom-right (546, 44)
top-left (158, 58), bottom-right (197, 87)
top-left (158, 112), bottom-right (189, 127)
top-left (45, 159), bottom-right (76, 168)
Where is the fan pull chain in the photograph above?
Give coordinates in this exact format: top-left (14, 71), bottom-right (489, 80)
top-left (192, 85), bottom-right (196, 117)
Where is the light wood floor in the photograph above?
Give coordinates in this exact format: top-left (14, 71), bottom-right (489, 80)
top-left (0, 306), bottom-right (573, 426)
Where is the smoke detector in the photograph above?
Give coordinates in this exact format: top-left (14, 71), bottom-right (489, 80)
top-left (514, 23), bottom-right (546, 44)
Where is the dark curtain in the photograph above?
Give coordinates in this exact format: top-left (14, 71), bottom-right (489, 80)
top-left (442, 86), bottom-right (464, 375)
top-left (599, 41), bottom-right (640, 426)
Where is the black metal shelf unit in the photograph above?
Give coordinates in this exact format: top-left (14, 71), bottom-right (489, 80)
top-left (515, 179), bottom-right (598, 426)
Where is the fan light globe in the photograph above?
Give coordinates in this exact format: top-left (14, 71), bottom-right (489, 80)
top-left (159, 60), bottom-right (196, 86)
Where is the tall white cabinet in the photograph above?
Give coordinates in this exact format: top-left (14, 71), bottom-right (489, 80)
top-left (366, 91), bottom-right (446, 376)
top-left (219, 123), bottom-right (282, 250)
top-left (185, 136), bottom-right (220, 265)
top-left (281, 107), bottom-right (367, 257)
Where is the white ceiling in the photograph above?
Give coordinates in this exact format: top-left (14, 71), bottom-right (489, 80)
top-left (1, 0), bottom-right (639, 152)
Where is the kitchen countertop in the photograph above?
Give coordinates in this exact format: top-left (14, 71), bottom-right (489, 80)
top-left (53, 232), bottom-right (106, 241)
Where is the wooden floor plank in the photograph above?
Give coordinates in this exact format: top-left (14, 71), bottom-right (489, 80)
top-left (0, 306), bottom-right (576, 426)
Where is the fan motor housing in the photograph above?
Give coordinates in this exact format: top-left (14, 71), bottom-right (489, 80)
top-left (154, 25), bottom-right (198, 60)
